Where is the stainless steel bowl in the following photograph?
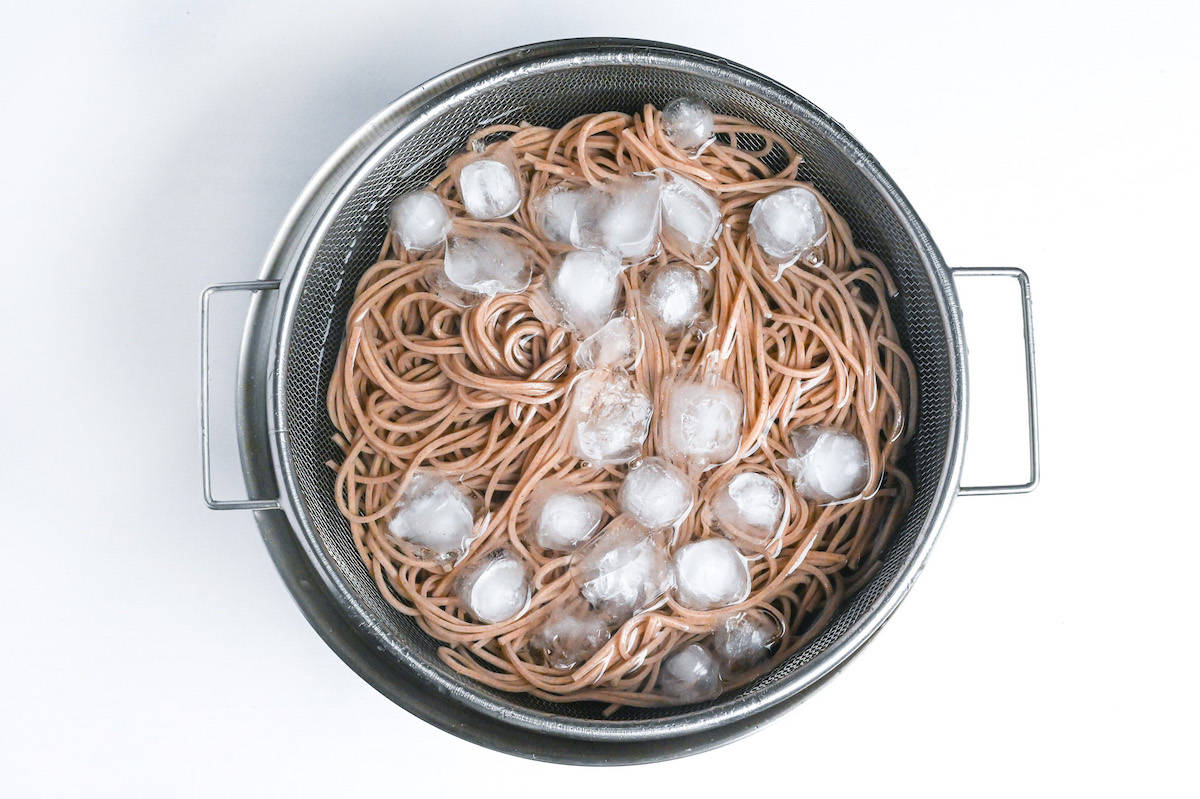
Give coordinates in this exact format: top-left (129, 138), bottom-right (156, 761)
top-left (199, 38), bottom-right (1039, 764)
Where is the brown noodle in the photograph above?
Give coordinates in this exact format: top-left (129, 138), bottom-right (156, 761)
top-left (327, 105), bottom-right (917, 710)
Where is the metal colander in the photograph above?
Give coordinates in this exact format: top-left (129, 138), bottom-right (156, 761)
top-left (200, 38), bottom-right (1038, 764)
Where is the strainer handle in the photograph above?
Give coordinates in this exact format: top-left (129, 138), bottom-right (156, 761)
top-left (952, 267), bottom-right (1040, 496)
top-left (200, 280), bottom-right (282, 511)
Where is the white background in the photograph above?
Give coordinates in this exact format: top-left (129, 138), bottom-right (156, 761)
top-left (2, 1), bottom-right (1197, 795)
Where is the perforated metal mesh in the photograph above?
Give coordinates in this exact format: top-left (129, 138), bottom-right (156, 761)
top-left (275, 47), bottom-right (955, 734)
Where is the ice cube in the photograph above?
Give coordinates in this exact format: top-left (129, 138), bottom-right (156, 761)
top-left (643, 264), bottom-right (704, 335)
top-left (673, 538), bottom-right (751, 610)
top-left (593, 175), bottom-right (661, 261)
top-left (618, 457), bottom-right (693, 529)
top-left (663, 378), bottom-right (744, 465)
top-left (575, 316), bottom-right (642, 370)
top-left (458, 550), bottom-right (530, 624)
top-left (389, 190), bottom-right (451, 252)
top-left (711, 610), bottom-right (782, 676)
top-left (749, 187), bottom-right (827, 264)
top-left (570, 369), bottom-right (654, 465)
top-left (657, 644), bottom-right (721, 703)
top-left (530, 608), bottom-right (611, 670)
top-left (386, 471), bottom-right (477, 565)
top-left (573, 516), bottom-right (674, 623)
top-left (550, 250), bottom-right (623, 337)
top-left (443, 232), bottom-right (531, 296)
top-left (712, 472), bottom-right (785, 543)
top-left (658, 170), bottom-right (721, 266)
top-left (782, 425), bottom-right (869, 502)
top-left (459, 158), bottom-right (522, 219)
top-left (662, 97), bottom-right (716, 155)
top-left (529, 483), bottom-right (604, 552)
top-left (534, 182), bottom-right (592, 243)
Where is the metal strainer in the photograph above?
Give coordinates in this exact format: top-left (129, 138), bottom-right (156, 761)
top-left (199, 39), bottom-right (1039, 764)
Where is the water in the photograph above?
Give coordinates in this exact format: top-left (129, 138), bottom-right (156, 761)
top-left (618, 456), bottom-right (693, 529)
top-left (573, 516), bottom-right (674, 623)
top-left (570, 369), bottom-right (654, 465)
top-left (782, 425), bottom-right (869, 502)
top-left (663, 378), bottom-right (744, 465)
top-left (442, 232), bottom-right (531, 296)
top-left (657, 644), bottom-right (722, 703)
top-left (550, 250), bottom-right (623, 337)
top-left (388, 190), bottom-right (451, 251)
top-left (672, 538), bottom-right (751, 610)
top-left (385, 471), bottom-right (477, 565)
top-left (459, 158), bottom-right (521, 219)
top-left (749, 187), bottom-right (827, 265)
top-left (662, 97), bottom-right (715, 155)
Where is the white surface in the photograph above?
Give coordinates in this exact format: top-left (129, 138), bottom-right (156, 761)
top-left (1, 1), bottom-right (1197, 795)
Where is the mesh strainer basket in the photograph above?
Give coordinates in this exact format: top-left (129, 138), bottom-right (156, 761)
top-left (199, 39), bottom-right (1039, 764)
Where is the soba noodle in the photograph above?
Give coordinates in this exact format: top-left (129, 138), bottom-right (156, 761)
top-left (327, 104), bottom-right (916, 710)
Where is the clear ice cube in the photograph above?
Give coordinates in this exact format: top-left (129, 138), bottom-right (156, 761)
top-left (712, 472), bottom-right (785, 545)
top-left (386, 471), bottom-right (477, 565)
top-left (458, 549), bottom-right (530, 624)
top-left (657, 643), bottom-right (722, 703)
top-left (672, 538), bottom-right (751, 610)
top-left (530, 608), bottom-right (611, 670)
top-left (570, 369), bottom-right (653, 465)
top-left (592, 175), bottom-right (662, 261)
top-left (550, 250), bottom-right (623, 337)
top-left (529, 482), bottom-right (604, 552)
top-left (643, 264), bottom-right (704, 335)
top-left (389, 190), bottom-right (451, 252)
top-left (662, 97), bottom-right (716, 155)
top-left (572, 516), bottom-right (674, 623)
top-left (658, 170), bottom-right (721, 266)
top-left (459, 158), bottom-right (522, 219)
top-left (711, 610), bottom-right (782, 676)
top-left (782, 425), bottom-right (869, 502)
top-left (749, 187), bottom-right (827, 265)
top-left (534, 183), bottom-right (593, 244)
top-left (442, 232), bottom-right (531, 296)
top-left (663, 378), bottom-right (744, 465)
top-left (575, 316), bottom-right (642, 370)
top-left (618, 457), bottom-right (694, 529)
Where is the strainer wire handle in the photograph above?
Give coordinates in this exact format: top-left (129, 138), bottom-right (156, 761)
top-left (200, 280), bottom-right (282, 511)
top-left (952, 267), bottom-right (1040, 496)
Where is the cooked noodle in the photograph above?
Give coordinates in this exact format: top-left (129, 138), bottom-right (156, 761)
top-left (327, 105), bottom-right (916, 710)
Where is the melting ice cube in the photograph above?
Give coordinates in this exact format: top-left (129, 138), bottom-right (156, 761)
top-left (662, 97), bottom-right (716, 155)
top-left (529, 482), bottom-right (604, 552)
top-left (386, 471), bottom-right (477, 565)
top-left (673, 538), bottom-right (751, 610)
top-left (389, 190), bottom-right (451, 252)
top-left (782, 425), bottom-right (869, 502)
top-left (443, 232), bottom-right (531, 296)
top-left (550, 250), bottom-right (623, 337)
top-left (643, 264), bottom-right (705, 335)
top-left (458, 550), bottom-right (530, 624)
top-left (534, 183), bottom-right (593, 244)
top-left (711, 610), bottom-right (782, 676)
top-left (575, 316), bottom-right (642, 370)
top-left (459, 158), bottom-right (522, 219)
top-left (618, 457), bottom-right (693, 529)
top-left (749, 187), bottom-right (827, 265)
top-left (658, 170), bottom-right (721, 266)
top-left (663, 378), bottom-right (744, 465)
top-left (530, 608), bottom-right (611, 670)
top-left (570, 369), bottom-right (654, 465)
top-left (657, 643), bottom-right (722, 703)
top-left (593, 175), bottom-right (662, 261)
top-left (572, 516), bottom-right (674, 623)
top-left (712, 472), bottom-right (785, 546)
